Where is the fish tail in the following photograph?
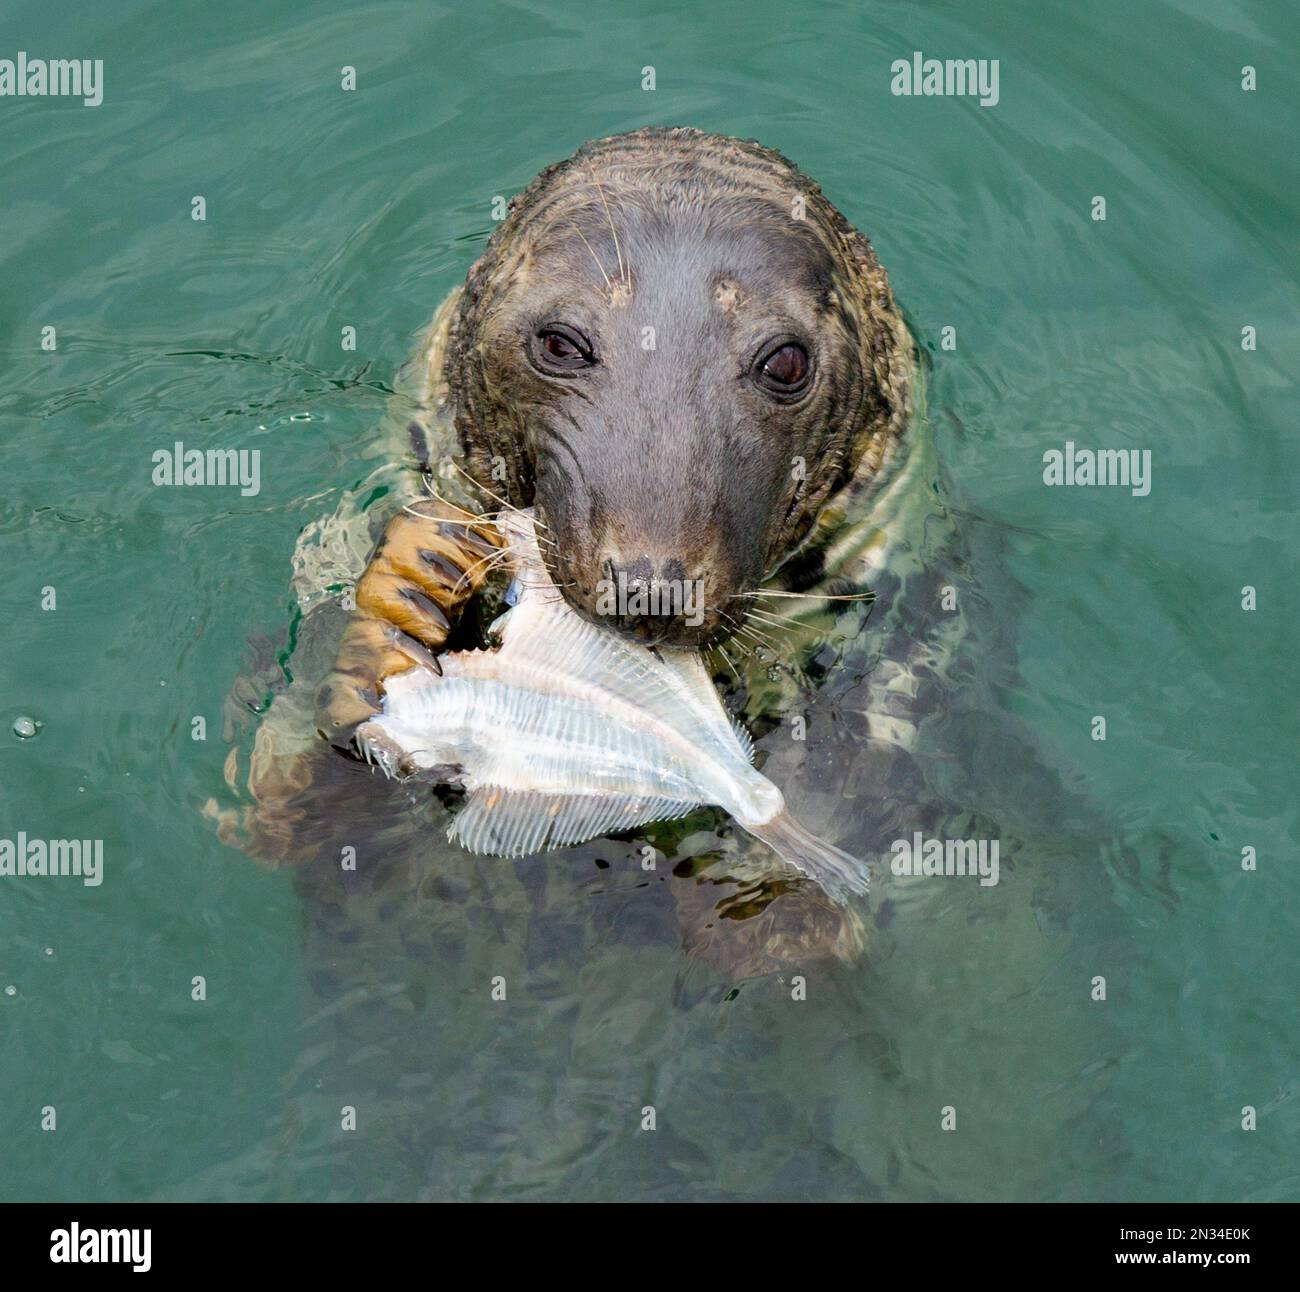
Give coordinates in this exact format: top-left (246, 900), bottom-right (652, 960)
top-left (746, 810), bottom-right (869, 904)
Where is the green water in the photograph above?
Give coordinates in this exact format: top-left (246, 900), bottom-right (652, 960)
top-left (1, 0), bottom-right (1296, 1202)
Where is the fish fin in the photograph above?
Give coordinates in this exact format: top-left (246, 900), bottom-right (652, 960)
top-left (743, 810), bottom-right (869, 904)
top-left (729, 714), bottom-right (754, 762)
top-left (450, 787), bottom-right (697, 857)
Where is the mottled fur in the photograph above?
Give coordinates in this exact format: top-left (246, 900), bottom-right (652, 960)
top-left (445, 127), bottom-right (915, 645)
top-left (220, 128), bottom-right (926, 980)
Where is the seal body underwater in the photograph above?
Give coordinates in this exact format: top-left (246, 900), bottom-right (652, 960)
top-left (212, 127), bottom-right (947, 982)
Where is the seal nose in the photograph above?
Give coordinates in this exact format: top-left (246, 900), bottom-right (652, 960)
top-left (597, 553), bottom-right (703, 643)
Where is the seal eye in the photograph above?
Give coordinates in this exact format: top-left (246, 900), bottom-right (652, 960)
top-left (754, 341), bottom-right (811, 396)
top-left (531, 325), bottom-right (595, 374)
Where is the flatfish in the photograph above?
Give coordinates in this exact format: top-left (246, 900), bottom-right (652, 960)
top-left (357, 510), bottom-right (868, 902)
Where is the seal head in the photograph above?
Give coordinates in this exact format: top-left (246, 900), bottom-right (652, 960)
top-left (448, 127), bottom-right (913, 647)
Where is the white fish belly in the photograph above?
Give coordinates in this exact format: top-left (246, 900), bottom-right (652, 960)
top-left (370, 671), bottom-right (742, 805)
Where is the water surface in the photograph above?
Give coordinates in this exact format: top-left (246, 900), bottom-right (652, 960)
top-left (0, 0), bottom-right (1296, 1201)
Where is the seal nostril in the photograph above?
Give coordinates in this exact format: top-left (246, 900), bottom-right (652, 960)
top-left (624, 555), bottom-right (654, 589)
top-left (594, 552), bottom-right (712, 640)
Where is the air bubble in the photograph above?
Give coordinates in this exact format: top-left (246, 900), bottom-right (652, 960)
top-left (12, 715), bottom-right (38, 739)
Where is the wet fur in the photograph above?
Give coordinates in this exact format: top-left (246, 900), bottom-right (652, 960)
top-left (446, 127), bottom-right (915, 645)
top-left (219, 128), bottom-right (923, 981)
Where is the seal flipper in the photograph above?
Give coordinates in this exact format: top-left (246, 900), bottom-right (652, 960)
top-left (451, 787), bottom-right (697, 858)
top-left (315, 500), bottom-right (503, 752)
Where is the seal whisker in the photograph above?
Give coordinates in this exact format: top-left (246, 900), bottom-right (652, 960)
top-left (737, 621), bottom-right (782, 653)
top-left (739, 624), bottom-right (785, 660)
top-left (718, 606), bottom-right (780, 653)
top-left (717, 607), bottom-right (806, 685)
top-left (411, 483), bottom-right (556, 546)
top-left (746, 587), bottom-right (876, 602)
top-left (586, 163), bottom-right (627, 289)
top-left (442, 460), bottom-right (558, 547)
top-left (451, 545), bottom-right (516, 594)
top-left (411, 499), bottom-right (557, 552)
top-left (724, 637), bottom-right (758, 665)
top-left (743, 603), bottom-right (811, 644)
top-left (710, 642), bottom-right (744, 689)
top-left (723, 609), bottom-right (787, 661)
top-left (571, 221), bottom-right (614, 293)
top-left (510, 576), bottom-right (576, 594)
top-left (729, 627), bottom-right (767, 659)
top-left (416, 475), bottom-right (483, 518)
top-left (745, 604), bottom-right (805, 627)
top-left (446, 457), bottom-right (517, 511)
